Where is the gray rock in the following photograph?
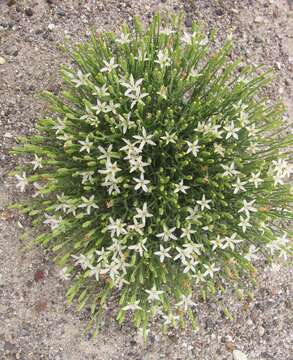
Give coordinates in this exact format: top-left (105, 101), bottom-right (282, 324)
top-left (233, 350), bottom-right (248, 360)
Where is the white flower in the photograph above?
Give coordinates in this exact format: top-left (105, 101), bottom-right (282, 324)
top-left (120, 74), bottom-right (144, 96)
top-left (239, 110), bottom-right (249, 127)
top-left (43, 213), bottom-right (62, 230)
top-left (133, 173), bottom-right (150, 192)
top-left (154, 245), bottom-right (172, 263)
top-left (182, 258), bottom-right (198, 273)
top-left (210, 235), bottom-right (225, 251)
top-left (174, 180), bottom-right (190, 194)
top-left (145, 286), bottom-right (164, 302)
top-left (223, 233), bottom-right (242, 250)
top-left (116, 32), bottom-right (131, 45)
top-left (272, 158), bottom-right (291, 176)
top-left (129, 238), bottom-right (147, 257)
top-left (221, 162), bottom-right (239, 177)
top-left (162, 313), bottom-right (180, 326)
top-left (246, 123), bottom-right (258, 137)
top-left (182, 31), bottom-right (196, 45)
top-left (238, 199), bottom-right (257, 217)
top-left (32, 182), bottom-right (44, 198)
top-left (15, 172), bottom-right (28, 192)
top-left (70, 69), bottom-right (90, 88)
top-left (247, 142), bottom-right (258, 154)
top-left (80, 171), bottom-right (94, 184)
top-left (107, 217), bottom-right (127, 237)
top-left (232, 177), bottom-right (247, 194)
top-left (100, 57), bottom-right (119, 73)
top-left (92, 84), bottom-right (109, 98)
top-left (186, 206), bottom-right (202, 222)
top-left (129, 156), bottom-right (150, 173)
top-left (249, 171), bottom-right (264, 188)
top-left (98, 159), bottom-right (121, 179)
top-left (78, 195), bottom-right (99, 215)
top-left (224, 121), bottom-right (240, 140)
top-left (88, 264), bottom-right (101, 281)
top-left (196, 194), bottom-right (212, 211)
top-left (127, 89), bottom-right (149, 109)
top-left (133, 127), bottom-right (156, 148)
top-left (134, 202), bottom-right (153, 225)
top-left (238, 216), bottom-right (252, 233)
top-left (53, 117), bottom-right (66, 134)
top-left (186, 139), bottom-right (200, 157)
top-left (160, 131), bottom-right (177, 145)
top-left (127, 218), bottom-right (144, 235)
top-left (214, 143), bottom-right (225, 157)
top-left (118, 113), bottom-right (136, 134)
top-left (156, 225), bottom-right (177, 242)
top-left (98, 144), bottom-right (113, 161)
top-left (244, 245), bottom-right (259, 261)
top-left (180, 224), bottom-right (195, 241)
top-left (59, 267), bottom-right (71, 281)
top-left (155, 49), bottom-right (171, 68)
top-left (203, 263), bottom-right (220, 279)
top-left (134, 48), bottom-right (149, 62)
top-left (92, 99), bottom-right (110, 114)
top-left (176, 294), bottom-right (196, 311)
top-left (78, 136), bottom-right (93, 154)
top-left (71, 253), bottom-right (93, 270)
top-left (122, 300), bottom-right (142, 311)
top-left (31, 155), bottom-right (43, 170)
top-left (107, 100), bottom-right (120, 114)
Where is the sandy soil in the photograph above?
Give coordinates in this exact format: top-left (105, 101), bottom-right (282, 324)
top-left (0, 0), bottom-right (292, 359)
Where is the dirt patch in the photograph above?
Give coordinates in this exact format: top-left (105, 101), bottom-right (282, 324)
top-left (0, 0), bottom-right (292, 359)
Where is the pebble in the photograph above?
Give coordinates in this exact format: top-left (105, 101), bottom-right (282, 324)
top-left (254, 16), bottom-right (263, 24)
top-left (48, 23), bottom-right (55, 31)
top-left (258, 326), bottom-right (265, 337)
top-left (57, 10), bottom-right (66, 17)
top-left (24, 8), bottom-right (34, 17)
top-left (0, 56), bottom-right (6, 65)
top-left (233, 350), bottom-right (248, 360)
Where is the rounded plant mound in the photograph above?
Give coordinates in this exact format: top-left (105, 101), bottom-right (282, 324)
top-left (12, 15), bottom-right (292, 335)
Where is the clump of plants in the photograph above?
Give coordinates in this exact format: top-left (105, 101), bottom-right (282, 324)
top-left (11, 14), bottom-right (292, 337)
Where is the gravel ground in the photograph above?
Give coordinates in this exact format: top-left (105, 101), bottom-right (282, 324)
top-left (0, 0), bottom-right (292, 359)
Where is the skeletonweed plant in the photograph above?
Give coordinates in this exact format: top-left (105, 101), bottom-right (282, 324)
top-left (11, 14), bottom-right (292, 337)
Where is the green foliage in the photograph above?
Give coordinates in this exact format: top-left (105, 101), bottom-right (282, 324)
top-left (12, 14), bottom-right (292, 336)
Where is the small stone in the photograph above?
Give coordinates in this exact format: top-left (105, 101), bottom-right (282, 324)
top-left (215, 8), bottom-right (224, 16)
top-left (57, 9), bottom-right (66, 16)
top-left (275, 62), bottom-right (281, 70)
top-left (185, 17), bottom-right (192, 28)
top-left (0, 56), bottom-right (6, 65)
top-left (4, 132), bottom-right (13, 138)
top-left (254, 16), bottom-right (263, 24)
top-left (24, 8), bottom-right (34, 17)
top-left (258, 326), bottom-right (265, 337)
top-left (233, 350), bottom-right (248, 360)
top-left (225, 341), bottom-right (235, 352)
top-left (19, 328), bottom-right (30, 337)
top-left (48, 23), bottom-right (55, 31)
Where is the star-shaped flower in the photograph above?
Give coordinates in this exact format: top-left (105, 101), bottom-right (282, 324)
top-left (224, 121), bottom-right (240, 140)
top-left (196, 194), bottom-right (212, 211)
top-left (134, 202), bottom-right (153, 225)
top-left (174, 180), bottom-right (190, 194)
top-left (156, 225), bottom-right (177, 242)
top-left (186, 139), bottom-right (200, 157)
